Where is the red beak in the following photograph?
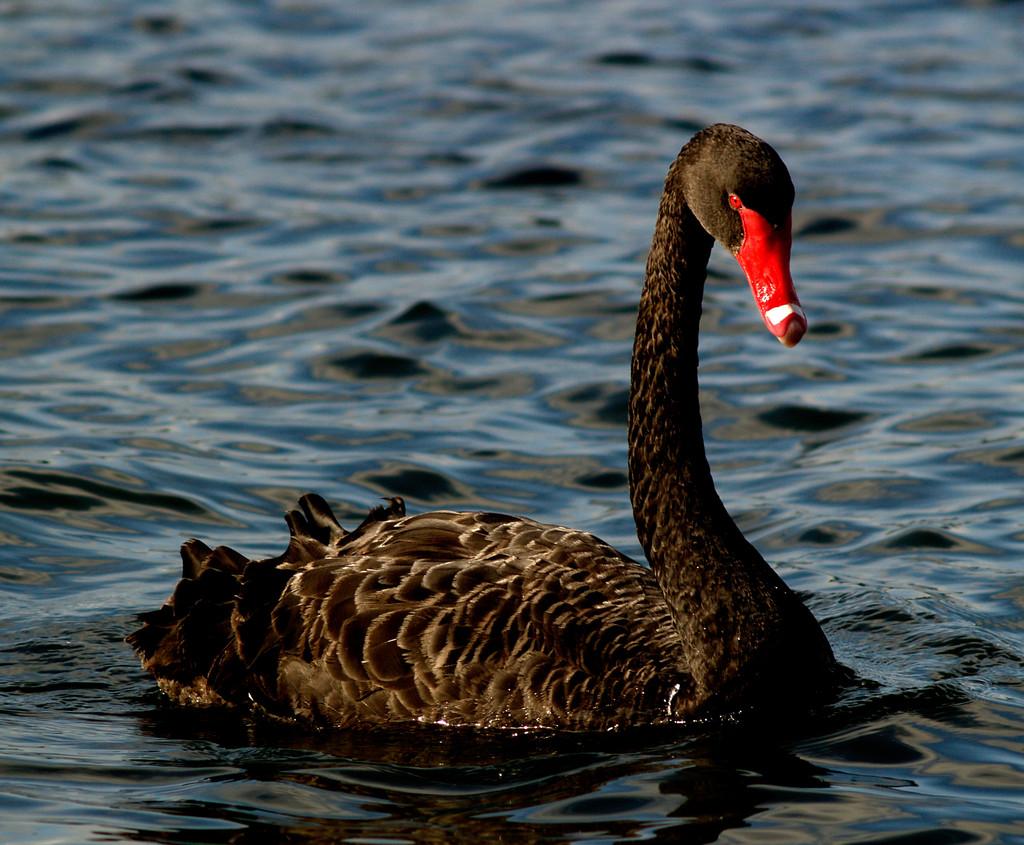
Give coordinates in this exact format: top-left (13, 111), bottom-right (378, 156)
top-left (734, 208), bottom-right (806, 347)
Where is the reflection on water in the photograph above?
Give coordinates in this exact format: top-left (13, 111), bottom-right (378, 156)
top-left (1, 0), bottom-right (1023, 842)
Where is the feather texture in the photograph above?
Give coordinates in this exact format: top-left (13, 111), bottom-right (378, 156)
top-left (130, 496), bottom-right (694, 729)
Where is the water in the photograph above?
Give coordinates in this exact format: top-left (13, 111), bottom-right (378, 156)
top-left (1, 0), bottom-right (1022, 841)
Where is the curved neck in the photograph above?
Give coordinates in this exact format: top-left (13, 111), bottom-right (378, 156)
top-left (627, 189), bottom-right (789, 698)
top-left (628, 193), bottom-right (747, 569)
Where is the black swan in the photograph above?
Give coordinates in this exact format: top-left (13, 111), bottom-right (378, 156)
top-left (129, 124), bottom-right (837, 730)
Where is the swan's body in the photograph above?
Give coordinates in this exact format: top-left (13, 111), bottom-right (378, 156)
top-left (130, 125), bottom-right (837, 730)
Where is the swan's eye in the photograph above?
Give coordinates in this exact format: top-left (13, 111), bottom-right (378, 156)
top-left (728, 193), bottom-right (743, 210)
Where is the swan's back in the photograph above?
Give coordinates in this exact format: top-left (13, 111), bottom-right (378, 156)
top-left (129, 495), bottom-right (690, 730)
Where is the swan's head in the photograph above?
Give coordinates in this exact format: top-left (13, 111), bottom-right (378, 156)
top-left (681, 124), bottom-right (806, 347)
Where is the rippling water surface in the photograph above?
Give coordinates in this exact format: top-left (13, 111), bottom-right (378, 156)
top-left (2, 1), bottom-right (1023, 842)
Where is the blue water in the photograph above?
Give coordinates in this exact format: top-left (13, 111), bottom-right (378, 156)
top-left (2, 1), bottom-right (1023, 842)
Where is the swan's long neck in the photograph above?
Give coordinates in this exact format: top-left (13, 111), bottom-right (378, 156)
top-left (627, 186), bottom-right (793, 699)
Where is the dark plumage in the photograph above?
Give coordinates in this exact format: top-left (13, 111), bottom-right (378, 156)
top-left (129, 124), bottom-right (838, 730)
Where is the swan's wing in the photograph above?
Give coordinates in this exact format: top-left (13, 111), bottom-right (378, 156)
top-left (130, 498), bottom-right (691, 729)
top-left (261, 510), bottom-right (689, 728)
